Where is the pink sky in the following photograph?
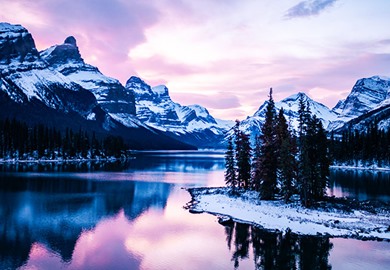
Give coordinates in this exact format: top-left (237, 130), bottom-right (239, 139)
top-left (1, 0), bottom-right (390, 120)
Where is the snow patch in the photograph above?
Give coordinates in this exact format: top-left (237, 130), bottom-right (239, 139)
top-left (187, 187), bottom-right (390, 241)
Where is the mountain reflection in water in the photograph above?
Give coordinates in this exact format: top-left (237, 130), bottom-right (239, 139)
top-left (0, 152), bottom-right (389, 270)
top-left (0, 175), bottom-right (171, 269)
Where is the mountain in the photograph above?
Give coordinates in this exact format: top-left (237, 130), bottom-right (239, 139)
top-left (329, 76), bottom-right (390, 131)
top-left (0, 22), bottom-right (194, 150)
top-left (40, 36), bottom-right (146, 129)
top-left (237, 92), bottom-right (338, 142)
top-left (0, 23), bottom-right (98, 120)
top-left (236, 76), bottom-right (390, 143)
top-left (126, 76), bottom-right (234, 148)
top-left (332, 102), bottom-right (390, 134)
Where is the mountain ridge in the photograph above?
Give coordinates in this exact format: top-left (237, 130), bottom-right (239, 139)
top-left (0, 22), bottom-right (195, 150)
top-left (1, 22), bottom-right (389, 150)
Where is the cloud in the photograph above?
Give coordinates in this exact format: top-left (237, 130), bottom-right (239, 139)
top-left (0, 0), bottom-right (162, 82)
top-left (131, 54), bottom-right (201, 78)
top-left (172, 92), bottom-right (241, 110)
top-left (285, 0), bottom-right (337, 19)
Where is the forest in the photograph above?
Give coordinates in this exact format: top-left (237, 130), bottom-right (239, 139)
top-left (225, 89), bottom-right (390, 206)
top-left (225, 89), bottom-right (330, 206)
top-left (329, 123), bottom-right (390, 167)
top-left (0, 118), bottom-right (127, 160)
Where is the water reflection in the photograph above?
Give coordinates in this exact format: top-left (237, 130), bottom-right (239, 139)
top-left (329, 169), bottom-right (390, 202)
top-left (0, 151), bottom-right (226, 174)
top-left (224, 222), bottom-right (333, 270)
top-left (0, 152), bottom-right (389, 269)
top-left (0, 176), bottom-right (172, 269)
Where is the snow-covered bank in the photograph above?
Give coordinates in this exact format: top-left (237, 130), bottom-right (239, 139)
top-left (186, 187), bottom-right (390, 241)
top-left (331, 165), bottom-right (390, 172)
top-left (0, 156), bottom-right (132, 164)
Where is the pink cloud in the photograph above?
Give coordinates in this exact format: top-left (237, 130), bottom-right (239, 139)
top-left (171, 92), bottom-right (241, 110)
top-left (0, 0), bottom-right (162, 83)
top-left (131, 54), bottom-right (201, 78)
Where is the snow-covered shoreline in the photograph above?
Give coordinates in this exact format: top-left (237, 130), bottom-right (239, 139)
top-left (331, 165), bottom-right (390, 172)
top-left (186, 187), bottom-right (390, 241)
top-left (0, 156), bottom-right (131, 164)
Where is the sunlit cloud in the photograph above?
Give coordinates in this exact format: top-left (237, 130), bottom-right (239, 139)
top-left (0, 0), bottom-right (389, 120)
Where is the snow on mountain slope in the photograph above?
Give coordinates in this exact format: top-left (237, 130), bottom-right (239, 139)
top-left (40, 37), bottom-right (144, 129)
top-left (237, 76), bottom-right (390, 143)
top-left (329, 76), bottom-right (390, 131)
top-left (0, 23), bottom-right (97, 119)
top-left (238, 92), bottom-right (338, 142)
top-left (332, 76), bottom-right (390, 118)
top-left (126, 76), bottom-right (233, 148)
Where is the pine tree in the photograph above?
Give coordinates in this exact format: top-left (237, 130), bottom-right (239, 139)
top-left (234, 120), bottom-right (252, 189)
top-left (297, 93), bottom-right (311, 206)
top-left (251, 135), bottom-right (263, 192)
top-left (276, 108), bottom-right (297, 202)
top-left (258, 88), bottom-right (277, 199)
top-left (307, 115), bottom-right (330, 201)
top-left (224, 138), bottom-right (237, 191)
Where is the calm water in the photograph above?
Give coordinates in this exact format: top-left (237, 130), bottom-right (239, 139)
top-left (0, 151), bottom-right (389, 270)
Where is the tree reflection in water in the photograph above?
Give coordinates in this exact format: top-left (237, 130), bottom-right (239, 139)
top-left (224, 222), bottom-right (333, 270)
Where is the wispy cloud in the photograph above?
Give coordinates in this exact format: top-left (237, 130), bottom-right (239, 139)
top-left (285, 0), bottom-right (337, 19)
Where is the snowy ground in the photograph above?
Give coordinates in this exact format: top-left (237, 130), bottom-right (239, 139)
top-left (186, 187), bottom-right (390, 241)
top-left (331, 165), bottom-right (390, 171)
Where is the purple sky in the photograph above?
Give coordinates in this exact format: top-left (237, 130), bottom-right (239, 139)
top-left (1, 0), bottom-right (390, 120)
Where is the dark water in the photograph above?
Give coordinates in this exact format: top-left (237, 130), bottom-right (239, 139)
top-left (0, 151), bottom-right (389, 270)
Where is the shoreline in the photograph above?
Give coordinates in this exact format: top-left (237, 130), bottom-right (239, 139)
top-left (186, 187), bottom-right (390, 241)
top-left (330, 165), bottom-right (390, 172)
top-left (0, 157), bottom-right (134, 164)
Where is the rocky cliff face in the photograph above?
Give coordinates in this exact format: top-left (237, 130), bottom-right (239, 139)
top-left (126, 76), bottom-right (233, 148)
top-left (40, 36), bottom-right (139, 127)
top-left (0, 23), bottom-right (38, 63)
top-left (328, 76), bottom-right (390, 131)
top-left (0, 22), bottom-right (195, 150)
top-left (0, 23), bottom-right (98, 120)
top-left (332, 76), bottom-right (390, 119)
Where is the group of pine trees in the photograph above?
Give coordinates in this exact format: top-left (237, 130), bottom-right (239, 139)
top-left (330, 123), bottom-right (390, 167)
top-left (225, 90), bottom-right (330, 206)
top-left (0, 118), bottom-right (127, 160)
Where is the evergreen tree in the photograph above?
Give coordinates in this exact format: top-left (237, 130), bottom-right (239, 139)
top-left (224, 138), bottom-right (237, 190)
top-left (231, 120), bottom-right (252, 189)
top-left (257, 88), bottom-right (277, 199)
top-left (251, 135), bottom-right (262, 192)
top-left (306, 115), bottom-right (329, 200)
top-left (276, 108), bottom-right (297, 202)
top-left (297, 94), bottom-right (311, 206)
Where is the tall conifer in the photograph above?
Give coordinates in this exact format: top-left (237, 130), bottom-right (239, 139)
top-left (258, 88), bottom-right (277, 199)
top-left (224, 138), bottom-right (237, 191)
top-left (276, 108), bottom-right (297, 202)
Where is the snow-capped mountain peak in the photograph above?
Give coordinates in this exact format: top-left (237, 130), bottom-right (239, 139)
top-left (40, 36), bottom-right (84, 67)
top-left (253, 92), bottom-right (338, 130)
top-left (332, 76), bottom-right (390, 118)
top-left (0, 22), bottom-right (39, 63)
top-left (41, 37), bottom-right (137, 121)
top-left (126, 77), bottom-right (233, 148)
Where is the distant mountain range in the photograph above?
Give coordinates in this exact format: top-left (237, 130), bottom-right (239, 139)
top-left (1, 22), bottom-right (389, 150)
top-left (238, 76), bottom-right (390, 142)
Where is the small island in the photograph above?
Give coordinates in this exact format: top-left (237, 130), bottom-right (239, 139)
top-left (187, 90), bottom-right (390, 241)
top-left (186, 187), bottom-right (390, 241)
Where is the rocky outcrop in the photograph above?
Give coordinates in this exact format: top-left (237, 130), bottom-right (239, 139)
top-left (126, 76), bottom-right (233, 148)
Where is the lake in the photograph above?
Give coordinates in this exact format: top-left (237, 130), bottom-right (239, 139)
top-left (0, 151), bottom-right (389, 270)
